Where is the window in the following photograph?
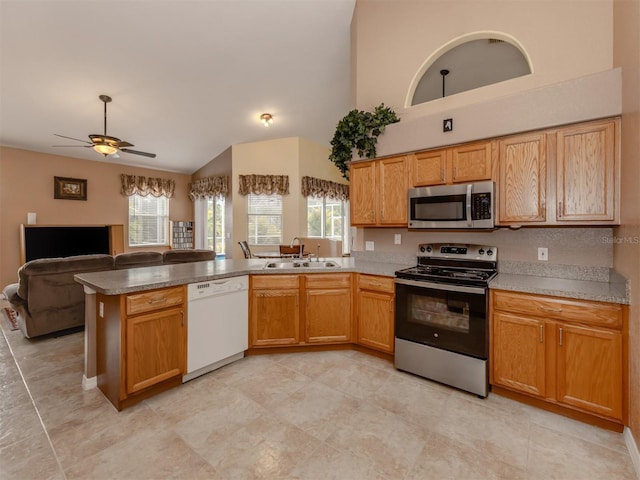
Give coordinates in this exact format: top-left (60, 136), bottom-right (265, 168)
top-left (128, 195), bottom-right (169, 246)
top-left (206, 196), bottom-right (225, 255)
top-left (307, 196), bottom-right (345, 240)
top-left (247, 193), bottom-right (283, 245)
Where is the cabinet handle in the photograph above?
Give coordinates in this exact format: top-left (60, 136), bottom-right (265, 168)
top-left (559, 327), bottom-right (564, 346)
top-left (296, 293), bottom-right (299, 307)
top-left (558, 201), bottom-right (563, 218)
top-left (389, 299), bottom-right (393, 312)
top-left (453, 166), bottom-right (457, 178)
top-left (147, 298), bottom-right (167, 305)
top-left (539, 324), bottom-right (544, 343)
top-left (538, 305), bottom-right (563, 313)
top-left (181, 310), bottom-right (185, 327)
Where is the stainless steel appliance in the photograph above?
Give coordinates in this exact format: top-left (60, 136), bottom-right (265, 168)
top-left (394, 243), bottom-right (497, 397)
top-left (408, 181), bottom-right (495, 229)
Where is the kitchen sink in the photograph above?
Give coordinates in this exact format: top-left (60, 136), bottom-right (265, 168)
top-left (263, 260), bottom-right (341, 269)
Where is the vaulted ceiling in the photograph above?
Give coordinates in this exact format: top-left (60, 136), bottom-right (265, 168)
top-left (0, 0), bottom-right (355, 173)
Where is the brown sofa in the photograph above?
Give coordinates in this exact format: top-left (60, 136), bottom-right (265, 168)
top-left (2, 249), bottom-right (216, 338)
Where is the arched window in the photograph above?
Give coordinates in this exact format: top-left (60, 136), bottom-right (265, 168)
top-left (409, 34), bottom-right (532, 106)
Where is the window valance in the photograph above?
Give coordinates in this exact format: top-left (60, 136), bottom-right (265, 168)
top-left (238, 174), bottom-right (289, 196)
top-left (120, 174), bottom-right (176, 198)
top-left (301, 176), bottom-right (349, 200)
top-left (188, 175), bottom-right (229, 200)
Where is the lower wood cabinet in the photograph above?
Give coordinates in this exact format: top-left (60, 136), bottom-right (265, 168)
top-left (97, 285), bottom-right (186, 410)
top-left (249, 273), bottom-right (352, 348)
top-left (356, 274), bottom-right (395, 354)
top-left (491, 290), bottom-right (625, 424)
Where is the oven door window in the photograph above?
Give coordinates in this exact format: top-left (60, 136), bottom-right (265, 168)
top-left (410, 194), bottom-right (467, 222)
top-left (395, 283), bottom-right (487, 359)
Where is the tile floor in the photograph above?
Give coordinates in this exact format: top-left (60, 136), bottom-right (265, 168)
top-left (0, 316), bottom-right (636, 480)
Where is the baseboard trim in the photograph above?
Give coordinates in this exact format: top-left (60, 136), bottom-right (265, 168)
top-left (82, 375), bottom-right (97, 390)
top-left (624, 427), bottom-right (640, 479)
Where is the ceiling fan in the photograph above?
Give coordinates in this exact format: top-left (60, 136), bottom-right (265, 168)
top-left (54, 95), bottom-right (156, 158)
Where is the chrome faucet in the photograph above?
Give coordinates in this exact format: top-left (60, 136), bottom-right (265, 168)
top-left (316, 243), bottom-right (320, 262)
top-left (290, 237), bottom-right (302, 259)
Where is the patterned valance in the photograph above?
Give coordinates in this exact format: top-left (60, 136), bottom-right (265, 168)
top-left (238, 174), bottom-right (289, 196)
top-left (188, 175), bottom-right (229, 200)
top-left (301, 176), bottom-right (349, 200)
top-left (120, 174), bottom-right (176, 198)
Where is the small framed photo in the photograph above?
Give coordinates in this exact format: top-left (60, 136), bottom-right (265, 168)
top-left (54, 176), bottom-right (87, 201)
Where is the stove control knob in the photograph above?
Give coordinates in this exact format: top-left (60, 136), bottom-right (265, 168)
top-left (419, 246), bottom-right (426, 252)
top-left (478, 248), bottom-right (485, 255)
top-left (486, 249), bottom-right (494, 256)
top-left (426, 245), bottom-right (432, 253)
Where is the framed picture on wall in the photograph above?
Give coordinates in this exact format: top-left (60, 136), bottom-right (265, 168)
top-left (54, 176), bottom-right (87, 201)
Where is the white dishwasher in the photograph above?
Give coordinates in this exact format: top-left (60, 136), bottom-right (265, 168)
top-left (184, 275), bottom-right (248, 382)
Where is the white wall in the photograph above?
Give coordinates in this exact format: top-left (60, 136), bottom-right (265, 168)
top-left (353, 0), bottom-right (614, 121)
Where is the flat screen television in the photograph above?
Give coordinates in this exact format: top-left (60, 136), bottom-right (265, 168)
top-left (21, 225), bottom-right (111, 263)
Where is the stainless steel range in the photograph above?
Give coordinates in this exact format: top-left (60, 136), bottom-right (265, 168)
top-left (394, 243), bottom-right (497, 397)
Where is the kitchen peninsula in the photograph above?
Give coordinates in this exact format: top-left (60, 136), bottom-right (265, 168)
top-left (75, 256), bottom-right (628, 429)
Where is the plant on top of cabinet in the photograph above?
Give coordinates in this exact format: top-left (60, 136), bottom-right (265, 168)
top-left (329, 103), bottom-right (400, 180)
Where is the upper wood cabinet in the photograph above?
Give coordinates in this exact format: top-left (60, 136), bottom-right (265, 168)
top-left (497, 132), bottom-right (547, 224)
top-left (555, 118), bottom-right (618, 223)
top-left (496, 117), bottom-right (620, 227)
top-left (350, 155), bottom-right (408, 226)
top-left (412, 141), bottom-right (492, 187)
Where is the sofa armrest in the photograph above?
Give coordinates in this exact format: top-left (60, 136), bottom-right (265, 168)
top-left (2, 283), bottom-right (26, 308)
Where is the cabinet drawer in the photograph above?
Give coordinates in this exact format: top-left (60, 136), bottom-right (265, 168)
top-left (126, 286), bottom-right (184, 316)
top-left (251, 274), bottom-right (299, 289)
top-left (492, 290), bottom-right (622, 329)
top-left (358, 274), bottom-right (395, 293)
top-left (305, 273), bottom-right (351, 289)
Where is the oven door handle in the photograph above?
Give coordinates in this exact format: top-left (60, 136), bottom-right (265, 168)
top-left (394, 277), bottom-right (486, 295)
top-left (466, 183), bottom-right (473, 227)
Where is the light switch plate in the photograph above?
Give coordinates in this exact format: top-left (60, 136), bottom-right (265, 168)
top-left (538, 247), bottom-right (548, 261)
top-left (394, 234), bottom-right (402, 245)
top-left (365, 241), bottom-right (375, 251)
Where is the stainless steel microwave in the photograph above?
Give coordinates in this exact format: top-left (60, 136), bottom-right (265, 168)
top-left (408, 181), bottom-right (495, 229)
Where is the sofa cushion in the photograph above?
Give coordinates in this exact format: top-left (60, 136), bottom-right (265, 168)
top-left (114, 252), bottom-right (163, 270)
top-left (17, 254), bottom-right (115, 300)
top-left (162, 249), bottom-right (216, 264)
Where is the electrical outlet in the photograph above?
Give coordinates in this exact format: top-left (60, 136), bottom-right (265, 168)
top-left (538, 247), bottom-right (548, 261)
top-left (365, 241), bottom-right (375, 251)
top-left (394, 234), bottom-right (402, 245)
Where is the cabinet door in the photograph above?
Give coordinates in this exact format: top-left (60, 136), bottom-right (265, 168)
top-left (378, 156), bottom-right (408, 225)
top-left (451, 141), bottom-right (492, 183)
top-left (492, 312), bottom-right (546, 397)
top-left (305, 288), bottom-right (352, 343)
top-left (556, 323), bottom-right (623, 420)
top-left (357, 290), bottom-right (394, 353)
top-left (412, 149), bottom-right (447, 186)
top-left (125, 307), bottom-right (185, 395)
top-left (556, 119), bottom-right (617, 222)
top-left (498, 133), bottom-right (547, 224)
top-left (250, 289), bottom-right (300, 346)
top-left (350, 161), bottom-right (376, 225)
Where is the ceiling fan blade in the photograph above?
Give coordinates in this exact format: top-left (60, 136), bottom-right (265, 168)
top-left (54, 134), bottom-right (92, 144)
top-left (53, 145), bottom-right (92, 148)
top-left (120, 148), bottom-right (156, 158)
top-left (116, 140), bottom-right (134, 148)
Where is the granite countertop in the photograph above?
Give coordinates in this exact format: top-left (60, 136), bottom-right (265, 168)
top-left (75, 257), bottom-right (413, 295)
top-left (489, 273), bottom-right (629, 305)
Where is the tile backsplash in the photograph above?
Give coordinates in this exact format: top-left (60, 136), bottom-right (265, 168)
top-left (357, 227), bottom-right (614, 269)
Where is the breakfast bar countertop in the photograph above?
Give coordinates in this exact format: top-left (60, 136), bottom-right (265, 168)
top-left (75, 258), bottom-right (413, 295)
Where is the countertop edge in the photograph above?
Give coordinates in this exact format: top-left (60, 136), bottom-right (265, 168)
top-left (489, 273), bottom-right (629, 305)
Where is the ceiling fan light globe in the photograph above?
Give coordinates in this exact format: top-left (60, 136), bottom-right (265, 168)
top-left (93, 143), bottom-right (118, 156)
